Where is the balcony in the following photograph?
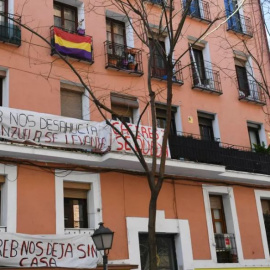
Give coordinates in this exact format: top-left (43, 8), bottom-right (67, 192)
top-left (183, 0), bottom-right (211, 23)
top-left (0, 226), bottom-right (6, 232)
top-left (50, 26), bottom-right (94, 64)
top-left (0, 13), bottom-right (21, 46)
top-left (227, 12), bottom-right (253, 37)
top-left (169, 133), bottom-right (270, 175)
top-left (238, 80), bottom-right (266, 105)
top-left (190, 63), bottom-right (222, 94)
top-left (151, 59), bottom-right (183, 85)
top-left (104, 41), bottom-right (143, 76)
top-left (143, 0), bottom-right (173, 9)
top-left (215, 234), bottom-right (238, 263)
top-left (65, 228), bottom-right (94, 235)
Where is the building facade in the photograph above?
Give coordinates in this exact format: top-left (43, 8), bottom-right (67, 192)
top-left (0, 0), bottom-right (270, 269)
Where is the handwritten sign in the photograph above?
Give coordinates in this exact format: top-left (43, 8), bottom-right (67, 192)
top-left (0, 107), bottom-right (110, 152)
top-left (0, 233), bottom-right (99, 268)
top-left (111, 120), bottom-right (170, 158)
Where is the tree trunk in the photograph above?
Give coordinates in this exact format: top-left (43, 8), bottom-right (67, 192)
top-left (148, 191), bottom-right (158, 270)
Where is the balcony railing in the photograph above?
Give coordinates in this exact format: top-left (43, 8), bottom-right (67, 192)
top-left (227, 12), bottom-right (253, 37)
top-left (65, 228), bottom-right (94, 235)
top-left (238, 80), bottom-right (266, 105)
top-left (169, 133), bottom-right (270, 175)
top-left (104, 41), bottom-right (143, 76)
top-left (151, 59), bottom-right (183, 85)
top-left (190, 63), bottom-right (222, 94)
top-left (215, 234), bottom-right (238, 263)
top-left (0, 226), bottom-right (7, 232)
top-left (143, 0), bottom-right (174, 9)
top-left (183, 0), bottom-right (211, 22)
top-left (0, 13), bottom-right (21, 46)
top-left (50, 26), bottom-right (94, 64)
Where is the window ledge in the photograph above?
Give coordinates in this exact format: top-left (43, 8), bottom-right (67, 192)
top-left (151, 76), bottom-right (184, 85)
top-left (239, 96), bottom-right (266, 106)
top-left (187, 14), bottom-right (212, 24)
top-left (105, 65), bottom-right (144, 77)
top-left (227, 28), bottom-right (253, 38)
top-left (192, 84), bottom-right (223, 95)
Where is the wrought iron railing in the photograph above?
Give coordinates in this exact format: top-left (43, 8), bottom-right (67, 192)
top-left (169, 132), bottom-right (270, 175)
top-left (104, 41), bottom-right (143, 75)
top-left (215, 234), bottom-right (238, 263)
top-left (64, 228), bottom-right (94, 235)
top-left (151, 58), bottom-right (183, 84)
top-left (0, 13), bottom-right (21, 46)
top-left (227, 12), bottom-right (253, 36)
top-left (237, 79), bottom-right (266, 105)
top-left (190, 63), bottom-right (222, 94)
top-left (50, 26), bottom-right (94, 63)
top-left (0, 226), bottom-right (7, 232)
top-left (183, 0), bottom-right (211, 22)
top-left (144, 0), bottom-right (174, 8)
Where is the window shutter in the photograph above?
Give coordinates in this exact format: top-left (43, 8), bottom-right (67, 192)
top-left (110, 93), bottom-right (139, 109)
top-left (64, 182), bottom-right (91, 199)
top-left (210, 195), bottom-right (222, 209)
top-left (111, 104), bottom-right (133, 117)
top-left (61, 89), bottom-right (83, 119)
top-left (198, 112), bottom-right (215, 120)
top-left (262, 200), bottom-right (270, 214)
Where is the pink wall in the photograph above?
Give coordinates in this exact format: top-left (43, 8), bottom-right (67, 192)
top-left (17, 165), bottom-right (56, 234)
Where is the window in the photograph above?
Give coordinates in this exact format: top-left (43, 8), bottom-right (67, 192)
top-left (60, 82), bottom-right (85, 119)
top-left (203, 186), bottom-right (241, 264)
top-left (139, 234), bottom-right (177, 270)
top-left (198, 112), bottom-right (214, 141)
top-left (0, 0), bottom-right (7, 21)
top-left (225, 0), bottom-right (242, 32)
top-left (54, 1), bottom-right (78, 32)
top-left (111, 92), bottom-right (139, 123)
top-left (210, 195), bottom-right (238, 263)
top-left (247, 122), bottom-right (261, 148)
top-left (156, 104), bottom-right (177, 135)
top-left (235, 59), bottom-right (250, 97)
top-left (55, 171), bottom-right (101, 234)
top-left (106, 18), bottom-right (126, 46)
top-left (0, 70), bottom-right (7, 107)
top-left (64, 182), bottom-right (90, 229)
top-left (261, 199), bottom-right (270, 253)
top-left (210, 195), bottom-right (227, 234)
top-left (0, 165), bottom-right (17, 233)
top-left (190, 47), bottom-right (207, 87)
top-left (150, 39), bottom-right (166, 79)
top-left (0, 78), bottom-right (3, 106)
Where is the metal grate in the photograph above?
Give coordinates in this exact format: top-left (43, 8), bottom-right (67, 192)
top-left (104, 40), bottom-right (143, 75)
top-left (190, 63), bottom-right (222, 94)
top-left (227, 12), bottom-right (253, 36)
top-left (183, 0), bottom-right (211, 22)
top-left (0, 13), bottom-right (21, 46)
top-left (215, 234), bottom-right (238, 263)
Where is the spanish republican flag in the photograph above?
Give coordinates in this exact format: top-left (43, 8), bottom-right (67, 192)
top-left (54, 27), bottom-right (92, 62)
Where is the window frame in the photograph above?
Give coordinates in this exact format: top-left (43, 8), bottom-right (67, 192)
top-left (54, 1), bottom-right (78, 32)
top-left (156, 103), bottom-right (177, 135)
top-left (139, 233), bottom-right (178, 270)
top-left (60, 81), bottom-right (90, 121)
top-left (0, 164), bottom-right (17, 233)
top-left (210, 195), bottom-right (227, 234)
top-left (106, 17), bottom-right (126, 45)
top-left (55, 170), bottom-right (102, 234)
top-left (255, 190), bottom-right (270, 260)
top-left (203, 185), bottom-right (243, 264)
